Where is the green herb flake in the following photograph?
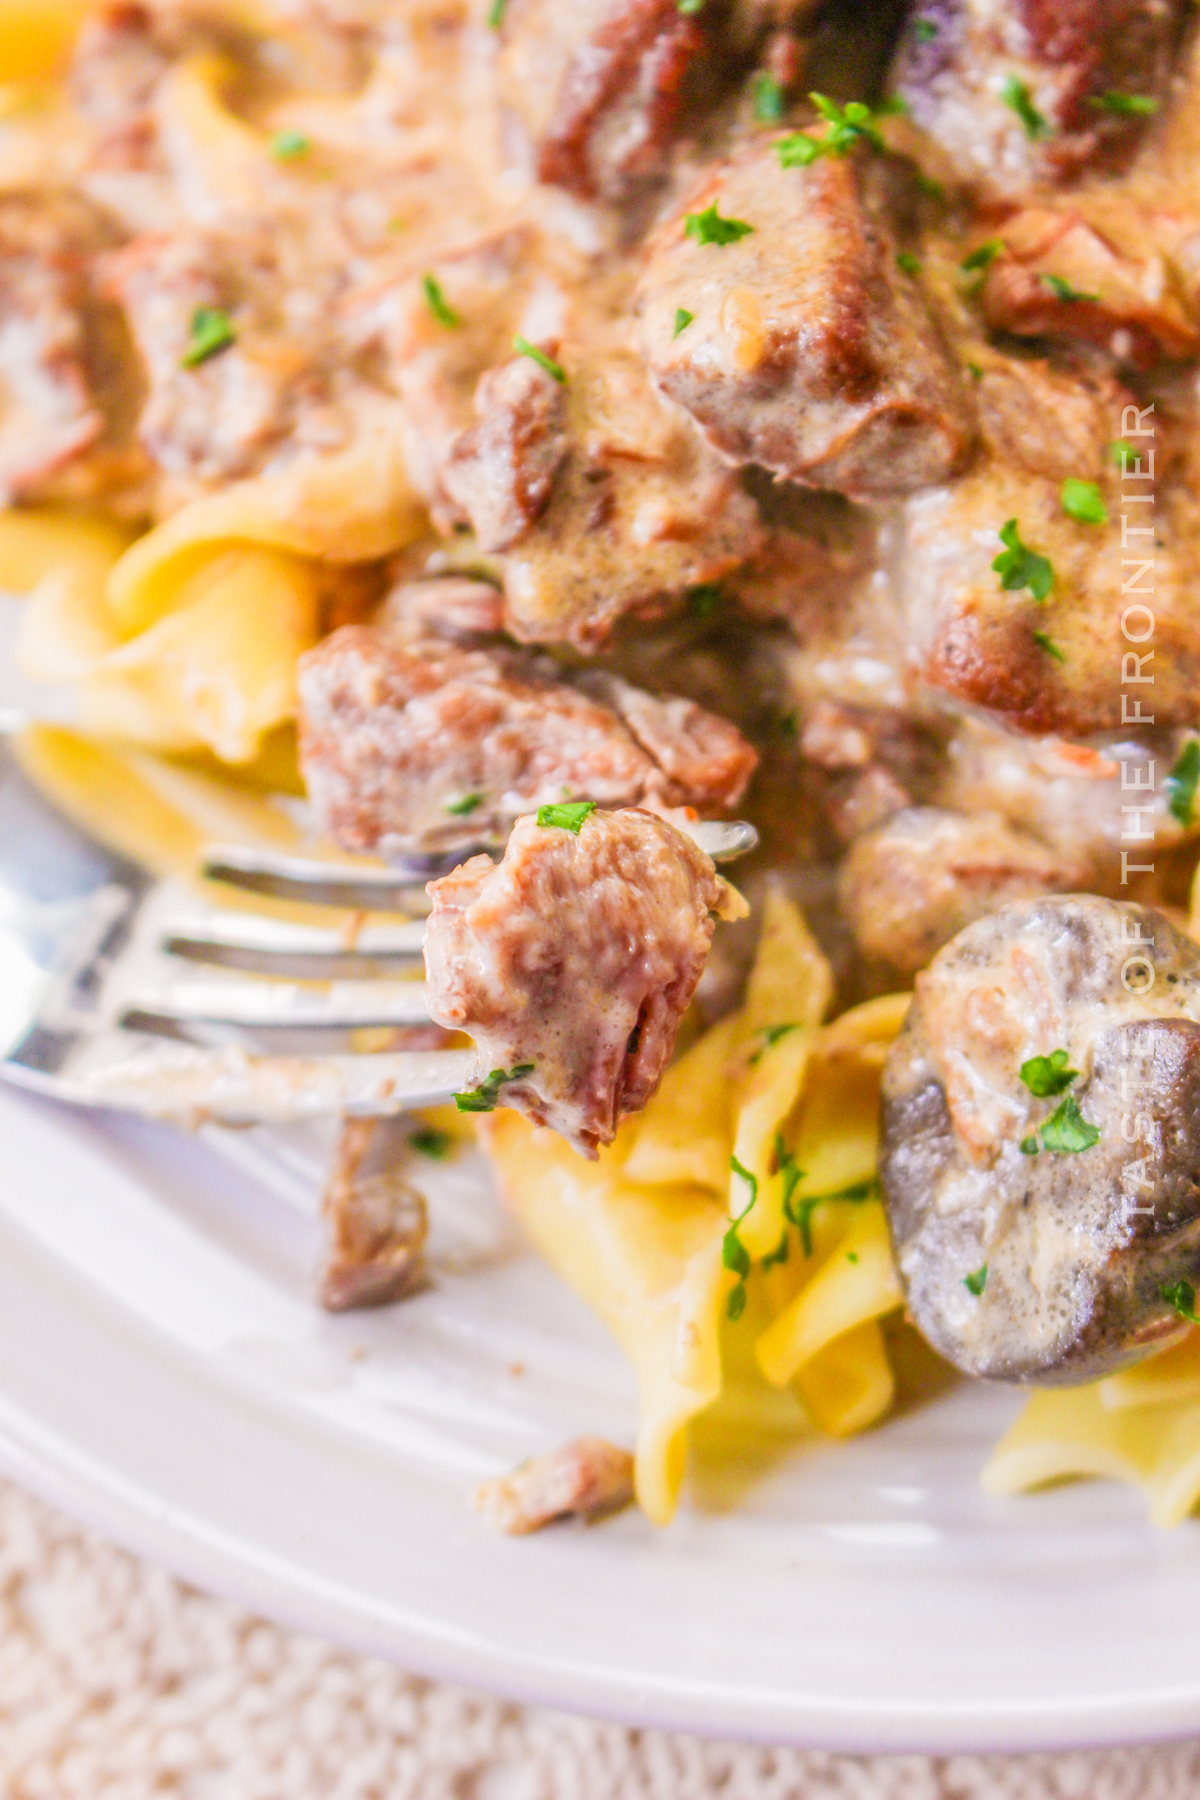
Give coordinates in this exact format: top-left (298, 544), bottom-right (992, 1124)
top-left (687, 581), bottom-right (723, 617)
top-left (181, 305), bottom-right (236, 368)
top-left (1019, 1048), bottom-right (1078, 1098)
top-left (1002, 74), bottom-right (1049, 139)
top-left (753, 72), bottom-right (785, 122)
top-left (1033, 630), bottom-right (1066, 663)
top-left (1109, 438), bottom-right (1144, 472)
top-left (1041, 273), bottom-right (1099, 304)
top-left (749, 1022), bottom-right (801, 1067)
top-left (762, 1229), bottom-right (791, 1271)
top-left (453, 1063), bottom-right (535, 1114)
top-left (513, 335), bottom-right (566, 382)
top-left (486, 0), bottom-right (505, 26)
top-left (776, 92), bottom-right (894, 168)
top-left (1038, 1094), bottom-right (1101, 1155)
top-left (536, 800), bottom-right (596, 833)
top-left (673, 306), bottom-right (695, 338)
top-left (1162, 1280), bottom-right (1200, 1325)
top-left (775, 130), bottom-right (823, 167)
top-left (961, 238), bottom-right (1005, 273)
top-left (967, 361), bottom-right (984, 380)
top-left (1090, 91), bottom-right (1157, 116)
top-left (917, 172), bottom-right (946, 200)
top-left (269, 128), bottom-right (311, 160)
top-left (409, 1127), bottom-right (452, 1159)
top-left (725, 1155), bottom-right (759, 1320)
top-left (422, 273), bottom-right (461, 328)
top-left (964, 1263), bottom-right (988, 1296)
top-left (992, 518), bottom-right (1053, 601)
top-left (678, 0), bottom-right (705, 11)
top-left (847, 1251), bottom-right (859, 1264)
top-left (684, 202), bottom-right (755, 246)
top-left (896, 250), bottom-right (922, 276)
top-left (1061, 477), bottom-right (1108, 525)
top-left (445, 792), bottom-right (484, 816)
top-left (1019, 1134), bottom-right (1041, 1156)
top-left (915, 16), bottom-right (938, 39)
top-left (1166, 739), bottom-right (1200, 827)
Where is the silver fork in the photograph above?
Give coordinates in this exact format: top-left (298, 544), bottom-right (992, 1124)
top-left (0, 735), bottom-right (757, 1127)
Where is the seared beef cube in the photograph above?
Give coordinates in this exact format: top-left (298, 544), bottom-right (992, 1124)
top-left (423, 807), bottom-right (744, 1155)
top-left (636, 139), bottom-right (974, 500)
top-left (890, 0), bottom-right (1185, 203)
top-left (297, 625), bottom-right (757, 856)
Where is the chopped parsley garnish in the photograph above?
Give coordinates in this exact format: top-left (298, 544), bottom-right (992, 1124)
top-left (536, 800), bottom-right (596, 833)
top-left (678, 0), bottom-right (705, 11)
top-left (779, 1151), bottom-right (878, 1258)
top-left (1162, 1280), bottom-right (1200, 1325)
top-left (964, 1264), bottom-right (988, 1297)
top-left (181, 306), bottom-right (235, 368)
top-left (776, 92), bottom-right (892, 168)
top-left (1019, 1048), bottom-right (1078, 1098)
top-left (1019, 1134), bottom-right (1041, 1156)
top-left (1109, 438), bottom-right (1143, 471)
top-left (486, 0), bottom-right (505, 26)
top-left (1041, 273), bottom-right (1099, 304)
top-left (1032, 630), bottom-right (1065, 664)
top-left (992, 518), bottom-right (1053, 601)
top-left (1001, 74), bottom-right (1049, 139)
top-left (967, 361), bottom-right (984, 380)
top-left (749, 1022), bottom-right (800, 1066)
top-left (753, 72), bottom-right (786, 123)
top-left (961, 238), bottom-right (1005, 273)
top-left (445, 792), bottom-right (483, 816)
top-left (1061, 477), bottom-right (1107, 525)
top-left (1038, 1094), bottom-right (1101, 1155)
top-left (1090, 91), bottom-right (1157, 116)
top-left (422, 273), bottom-right (461, 328)
top-left (687, 581), bottom-right (723, 617)
top-left (847, 1251), bottom-right (859, 1264)
top-left (917, 172), bottom-right (946, 200)
top-left (513, 336), bottom-right (566, 383)
top-left (725, 1155), bottom-right (759, 1320)
top-left (896, 250), bottom-right (922, 276)
top-left (1166, 739), bottom-right (1200, 827)
top-left (673, 307), bottom-right (695, 338)
top-left (762, 1228), bottom-right (791, 1271)
top-left (684, 202), bottom-right (754, 246)
top-left (269, 129), bottom-right (311, 160)
top-left (915, 16), bottom-right (938, 39)
top-left (410, 1127), bottom-right (452, 1159)
top-left (453, 1063), bottom-right (535, 1113)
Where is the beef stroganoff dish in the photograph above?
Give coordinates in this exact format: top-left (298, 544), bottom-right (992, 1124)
top-left (8, 0), bottom-right (1200, 1534)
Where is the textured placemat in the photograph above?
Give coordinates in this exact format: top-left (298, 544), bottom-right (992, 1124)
top-left (1, 1474), bottom-right (1198, 1800)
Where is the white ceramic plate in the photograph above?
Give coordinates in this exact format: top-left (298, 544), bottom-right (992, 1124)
top-left (7, 1056), bottom-right (1200, 1752)
top-left (5, 615), bottom-right (1200, 1753)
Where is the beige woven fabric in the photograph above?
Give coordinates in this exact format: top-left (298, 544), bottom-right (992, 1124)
top-left (1, 1475), bottom-right (1198, 1800)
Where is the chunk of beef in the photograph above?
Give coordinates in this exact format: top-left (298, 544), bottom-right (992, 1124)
top-left (0, 198), bottom-right (105, 503)
top-left (838, 805), bottom-right (1081, 976)
top-left (478, 347), bottom-right (766, 649)
top-left (890, 0), bottom-right (1185, 204)
top-left (320, 1115), bottom-right (428, 1312)
top-left (636, 140), bottom-right (974, 500)
top-left (881, 897), bottom-right (1200, 1383)
top-left (439, 353), bottom-right (569, 551)
top-left (474, 1437), bottom-right (635, 1533)
top-left (103, 228), bottom-right (386, 491)
top-left (495, 0), bottom-right (708, 203)
top-left (377, 575), bottom-right (507, 645)
top-left (423, 808), bottom-right (744, 1154)
top-left (70, 4), bottom-right (171, 173)
top-left (972, 207), bottom-right (1200, 369)
top-left (898, 354), bottom-right (1200, 736)
top-left (297, 623), bottom-right (758, 856)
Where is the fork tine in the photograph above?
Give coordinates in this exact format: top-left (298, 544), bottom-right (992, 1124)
top-left (118, 978), bottom-right (433, 1037)
top-left (201, 845), bottom-right (461, 909)
top-left (162, 914), bottom-right (426, 979)
top-left (200, 818), bottom-right (760, 912)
